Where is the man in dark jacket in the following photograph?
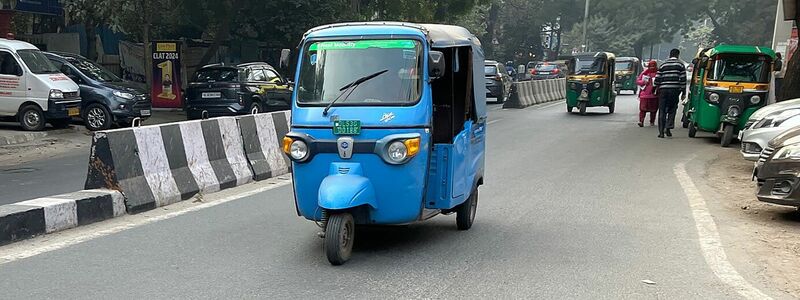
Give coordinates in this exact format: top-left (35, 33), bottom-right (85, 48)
top-left (653, 49), bottom-right (687, 138)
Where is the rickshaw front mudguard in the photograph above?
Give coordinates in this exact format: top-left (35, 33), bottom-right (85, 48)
top-left (318, 164), bottom-right (378, 211)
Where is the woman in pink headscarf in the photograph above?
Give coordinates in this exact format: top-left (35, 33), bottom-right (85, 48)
top-left (636, 60), bottom-right (659, 127)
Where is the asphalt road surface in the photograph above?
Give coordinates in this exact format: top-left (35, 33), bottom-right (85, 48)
top-left (0, 150), bottom-right (88, 204)
top-left (0, 94), bottom-right (782, 299)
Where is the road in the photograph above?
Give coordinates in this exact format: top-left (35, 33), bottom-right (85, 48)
top-left (0, 94), bottom-right (784, 299)
top-left (0, 150), bottom-right (88, 204)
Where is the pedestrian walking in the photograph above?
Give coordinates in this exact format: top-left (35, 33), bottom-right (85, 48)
top-left (774, 52), bottom-right (785, 102)
top-left (653, 49), bottom-right (687, 138)
top-left (636, 60), bottom-right (659, 127)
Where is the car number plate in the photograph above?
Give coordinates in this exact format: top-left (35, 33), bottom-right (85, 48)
top-left (140, 109), bottom-right (151, 116)
top-left (67, 107), bottom-right (79, 117)
top-left (202, 92), bottom-right (221, 98)
top-left (729, 85), bottom-right (744, 94)
top-left (333, 120), bottom-right (361, 135)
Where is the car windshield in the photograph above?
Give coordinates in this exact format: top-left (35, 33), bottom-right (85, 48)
top-left (615, 61), bottom-right (634, 71)
top-left (572, 57), bottom-right (604, 75)
top-left (484, 65), bottom-right (498, 75)
top-left (193, 68), bottom-right (239, 82)
top-left (297, 39), bottom-right (423, 105)
top-left (67, 57), bottom-right (122, 82)
top-left (535, 63), bottom-right (558, 71)
top-left (18, 49), bottom-right (59, 74)
top-left (708, 54), bottom-right (771, 83)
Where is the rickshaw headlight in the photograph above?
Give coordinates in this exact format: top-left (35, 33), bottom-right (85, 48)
top-left (708, 93), bottom-right (720, 103)
top-left (750, 95), bottom-right (761, 105)
top-left (387, 141), bottom-right (408, 163)
top-left (594, 82), bottom-right (601, 89)
top-left (289, 140), bottom-right (309, 160)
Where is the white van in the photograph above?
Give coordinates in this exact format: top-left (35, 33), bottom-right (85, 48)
top-left (0, 39), bottom-right (81, 131)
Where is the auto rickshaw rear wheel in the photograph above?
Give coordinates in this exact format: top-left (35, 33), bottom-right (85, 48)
top-left (457, 189), bottom-right (478, 230)
top-left (578, 102), bottom-right (587, 115)
top-left (324, 213), bottom-right (354, 265)
top-left (721, 124), bottom-right (735, 147)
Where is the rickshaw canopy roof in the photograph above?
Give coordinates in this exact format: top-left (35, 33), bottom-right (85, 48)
top-left (571, 52), bottom-right (616, 61)
top-left (704, 45), bottom-right (776, 59)
top-left (616, 57), bottom-right (639, 62)
top-left (303, 22), bottom-right (481, 49)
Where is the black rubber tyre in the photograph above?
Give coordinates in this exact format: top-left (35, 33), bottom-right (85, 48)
top-left (50, 118), bottom-right (72, 129)
top-left (456, 189), bottom-right (478, 230)
top-left (608, 101), bottom-right (615, 114)
top-left (84, 103), bottom-right (112, 131)
top-left (688, 121), bottom-right (698, 138)
top-left (681, 114), bottom-right (690, 129)
top-left (18, 104), bottom-right (46, 131)
top-left (324, 213), bottom-right (355, 265)
top-left (567, 106), bottom-right (574, 113)
top-left (250, 101), bottom-right (263, 114)
top-left (578, 102), bottom-right (587, 115)
top-left (721, 124), bottom-right (735, 147)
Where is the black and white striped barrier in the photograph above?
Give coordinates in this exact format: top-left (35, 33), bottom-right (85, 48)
top-left (0, 189), bottom-right (124, 245)
top-left (239, 112), bottom-right (292, 181)
top-left (85, 117), bottom-right (255, 213)
top-left (503, 78), bottom-right (566, 109)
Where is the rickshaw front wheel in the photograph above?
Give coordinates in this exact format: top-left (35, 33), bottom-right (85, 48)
top-left (324, 213), bottom-right (355, 265)
top-left (688, 121), bottom-right (698, 138)
top-left (578, 102), bottom-right (587, 115)
top-left (721, 124), bottom-right (735, 147)
top-left (457, 189), bottom-right (478, 230)
top-left (608, 101), bottom-right (615, 114)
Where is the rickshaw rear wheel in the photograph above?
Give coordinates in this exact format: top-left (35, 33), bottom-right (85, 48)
top-left (578, 102), bottom-right (587, 115)
top-left (457, 189), bottom-right (478, 230)
top-left (721, 124), bottom-right (735, 147)
top-left (324, 213), bottom-right (355, 265)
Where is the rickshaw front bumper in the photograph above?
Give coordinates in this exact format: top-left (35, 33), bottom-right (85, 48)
top-left (318, 162), bottom-right (377, 210)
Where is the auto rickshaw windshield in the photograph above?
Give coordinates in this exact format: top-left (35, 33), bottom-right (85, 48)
top-left (615, 61), bottom-right (634, 72)
top-left (572, 57), bottom-right (604, 75)
top-left (297, 39), bottom-right (424, 105)
top-left (708, 54), bottom-right (771, 83)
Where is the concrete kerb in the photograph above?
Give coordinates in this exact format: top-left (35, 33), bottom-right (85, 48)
top-left (239, 111), bottom-right (292, 181)
top-left (0, 189), bottom-right (124, 246)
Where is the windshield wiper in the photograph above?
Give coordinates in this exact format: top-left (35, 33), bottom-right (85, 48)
top-left (322, 69), bottom-right (388, 116)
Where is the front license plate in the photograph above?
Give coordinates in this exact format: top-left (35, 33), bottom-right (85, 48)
top-left (729, 85), bottom-right (744, 94)
top-left (67, 107), bottom-right (79, 117)
top-left (140, 109), bottom-right (151, 116)
top-left (202, 92), bottom-right (221, 98)
top-left (333, 120), bottom-right (361, 135)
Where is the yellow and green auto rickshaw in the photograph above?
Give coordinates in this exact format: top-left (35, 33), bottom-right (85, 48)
top-left (614, 57), bottom-right (641, 95)
top-left (682, 45), bottom-right (778, 147)
top-left (566, 52), bottom-right (617, 115)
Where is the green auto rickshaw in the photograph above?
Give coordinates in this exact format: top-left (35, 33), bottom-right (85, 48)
top-left (566, 52), bottom-right (617, 115)
top-left (614, 57), bottom-right (641, 95)
top-left (682, 45), bottom-right (778, 147)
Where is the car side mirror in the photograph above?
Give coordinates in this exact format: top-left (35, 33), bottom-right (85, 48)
top-left (775, 59), bottom-right (783, 72)
top-left (428, 50), bottom-right (445, 80)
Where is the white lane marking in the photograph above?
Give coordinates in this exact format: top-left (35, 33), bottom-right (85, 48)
top-left (534, 100), bottom-right (566, 110)
top-left (487, 119), bottom-right (503, 125)
top-left (0, 178), bottom-right (291, 265)
top-left (674, 157), bottom-right (772, 300)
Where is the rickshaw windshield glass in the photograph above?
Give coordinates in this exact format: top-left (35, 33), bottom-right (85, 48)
top-left (615, 61), bottom-right (634, 72)
top-left (708, 54), bottom-right (771, 83)
top-left (297, 39), bottom-right (423, 105)
top-left (572, 57), bottom-right (604, 75)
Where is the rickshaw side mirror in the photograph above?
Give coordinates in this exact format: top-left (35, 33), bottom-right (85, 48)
top-left (775, 59), bottom-right (783, 72)
top-left (429, 51), bottom-right (446, 80)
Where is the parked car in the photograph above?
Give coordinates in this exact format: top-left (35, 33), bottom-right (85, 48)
top-left (484, 60), bottom-right (512, 103)
top-left (45, 52), bottom-right (151, 131)
top-left (185, 62), bottom-right (292, 120)
top-left (530, 61), bottom-right (567, 80)
top-left (754, 126), bottom-right (800, 207)
top-left (0, 39), bottom-right (81, 131)
top-left (740, 107), bottom-right (800, 161)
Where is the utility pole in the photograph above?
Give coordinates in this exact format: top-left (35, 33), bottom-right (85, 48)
top-left (582, 0), bottom-right (590, 51)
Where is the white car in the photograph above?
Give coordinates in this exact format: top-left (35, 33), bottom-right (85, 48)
top-left (741, 108), bottom-right (800, 161)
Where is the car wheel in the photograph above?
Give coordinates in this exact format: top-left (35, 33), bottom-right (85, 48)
top-left (249, 101), bottom-right (262, 114)
top-left (84, 103), bottom-right (112, 131)
top-left (18, 104), bottom-right (46, 131)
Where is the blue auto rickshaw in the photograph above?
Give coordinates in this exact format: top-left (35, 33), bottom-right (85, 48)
top-left (282, 22), bottom-right (487, 265)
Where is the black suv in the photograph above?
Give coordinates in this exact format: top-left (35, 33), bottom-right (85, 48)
top-left (185, 62), bottom-right (292, 120)
top-left (45, 52), bottom-right (151, 131)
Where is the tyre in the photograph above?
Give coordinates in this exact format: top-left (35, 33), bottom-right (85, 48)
top-left (688, 121), bottom-right (698, 138)
top-left (578, 102), bottom-right (587, 115)
top-left (567, 106), bottom-right (574, 113)
top-left (608, 101), bottom-right (615, 114)
top-left (324, 213), bottom-right (355, 265)
top-left (250, 101), bottom-right (262, 114)
top-left (18, 104), bottom-right (45, 131)
top-left (456, 189), bottom-right (478, 230)
top-left (50, 118), bottom-right (72, 129)
top-left (84, 103), bottom-right (112, 131)
top-left (681, 114), bottom-right (690, 129)
top-left (721, 124), bottom-right (735, 147)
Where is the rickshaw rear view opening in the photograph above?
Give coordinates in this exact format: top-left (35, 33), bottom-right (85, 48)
top-left (283, 22), bottom-right (487, 265)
